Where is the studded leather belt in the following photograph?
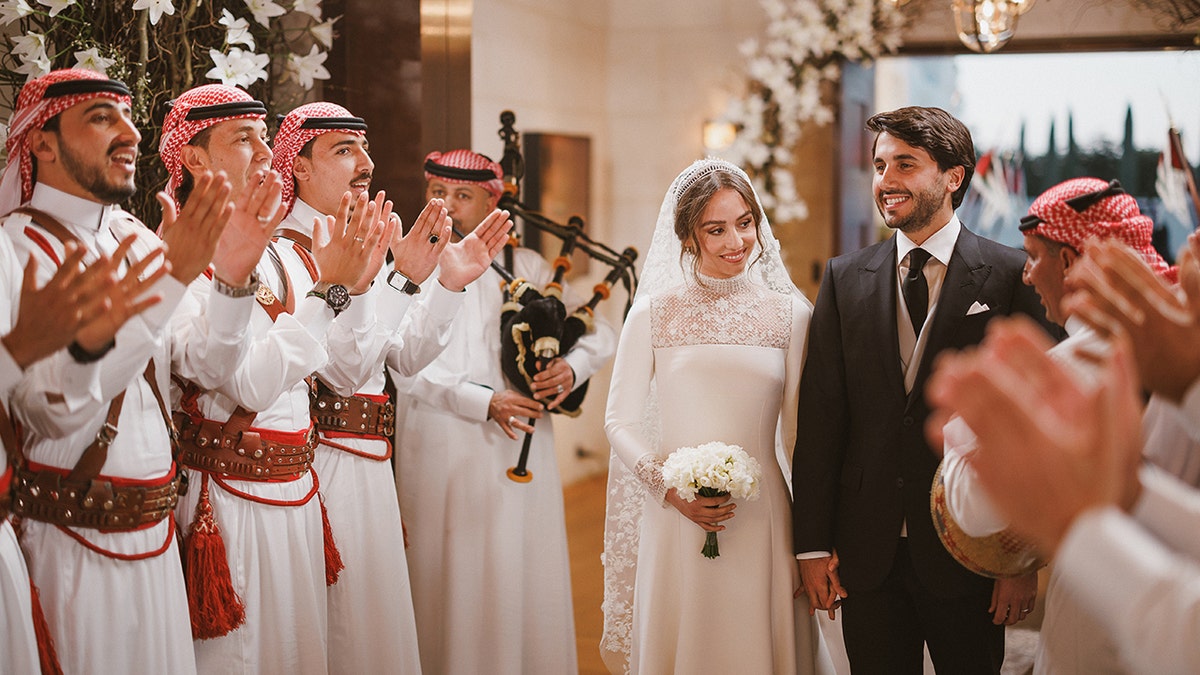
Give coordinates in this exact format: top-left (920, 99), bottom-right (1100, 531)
top-left (173, 411), bottom-right (315, 481)
top-left (10, 462), bottom-right (180, 531)
top-left (311, 389), bottom-right (395, 440)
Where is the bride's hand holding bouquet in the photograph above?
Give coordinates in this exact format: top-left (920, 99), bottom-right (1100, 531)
top-left (662, 442), bottom-right (762, 558)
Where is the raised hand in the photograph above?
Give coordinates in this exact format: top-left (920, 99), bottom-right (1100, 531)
top-left (158, 170), bottom-right (234, 283)
top-left (313, 191), bottom-right (393, 288)
top-left (437, 208), bottom-right (513, 292)
top-left (2, 236), bottom-right (168, 367)
top-left (352, 191), bottom-right (400, 294)
top-left (212, 169), bottom-right (285, 286)
top-left (75, 242), bottom-right (170, 352)
top-left (1063, 237), bottom-right (1200, 403)
top-left (390, 198), bottom-right (451, 286)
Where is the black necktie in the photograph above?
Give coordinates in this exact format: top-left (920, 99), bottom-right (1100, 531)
top-left (902, 248), bottom-right (931, 337)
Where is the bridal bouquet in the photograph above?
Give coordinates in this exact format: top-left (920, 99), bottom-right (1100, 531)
top-left (661, 441), bottom-right (761, 559)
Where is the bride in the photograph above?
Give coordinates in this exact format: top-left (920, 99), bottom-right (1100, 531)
top-left (601, 158), bottom-right (833, 674)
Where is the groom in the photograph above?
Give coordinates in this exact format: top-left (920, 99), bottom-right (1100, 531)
top-left (791, 106), bottom-right (1055, 674)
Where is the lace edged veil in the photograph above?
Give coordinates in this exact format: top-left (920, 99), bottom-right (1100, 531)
top-left (599, 158), bottom-right (809, 673)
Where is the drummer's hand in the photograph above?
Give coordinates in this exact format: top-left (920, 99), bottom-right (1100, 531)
top-left (530, 357), bottom-right (575, 410)
top-left (488, 390), bottom-right (544, 440)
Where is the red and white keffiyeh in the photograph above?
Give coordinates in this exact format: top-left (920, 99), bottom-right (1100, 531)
top-left (423, 149), bottom-right (504, 200)
top-left (271, 102), bottom-right (366, 214)
top-left (1021, 177), bottom-right (1175, 281)
top-left (0, 68), bottom-right (132, 213)
top-left (158, 84), bottom-right (266, 203)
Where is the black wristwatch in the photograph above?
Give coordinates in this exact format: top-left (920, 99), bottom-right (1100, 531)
top-left (308, 282), bottom-right (351, 315)
top-left (387, 269), bottom-right (422, 296)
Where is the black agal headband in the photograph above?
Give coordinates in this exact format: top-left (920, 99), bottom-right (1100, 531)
top-left (174, 100), bottom-right (268, 121)
top-left (43, 78), bottom-right (131, 99)
top-left (423, 158), bottom-right (499, 182)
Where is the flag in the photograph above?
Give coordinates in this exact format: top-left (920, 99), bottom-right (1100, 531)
top-left (968, 149), bottom-right (1023, 241)
top-left (1155, 128), bottom-right (1197, 231)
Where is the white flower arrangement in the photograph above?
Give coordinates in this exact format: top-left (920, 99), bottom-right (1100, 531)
top-left (0, 0), bottom-right (335, 222)
top-left (716, 0), bottom-right (905, 224)
top-left (662, 441), bottom-right (762, 558)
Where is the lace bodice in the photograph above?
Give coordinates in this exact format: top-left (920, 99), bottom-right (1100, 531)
top-left (650, 272), bottom-right (792, 350)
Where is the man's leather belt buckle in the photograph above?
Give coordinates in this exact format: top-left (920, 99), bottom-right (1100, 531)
top-left (10, 468), bottom-right (180, 530)
top-left (95, 420), bottom-right (119, 447)
top-left (174, 412), bottom-right (314, 481)
top-left (311, 391), bottom-right (395, 438)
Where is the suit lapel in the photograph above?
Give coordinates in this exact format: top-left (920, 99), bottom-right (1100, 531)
top-left (907, 227), bottom-right (992, 406)
top-left (858, 237), bottom-right (907, 398)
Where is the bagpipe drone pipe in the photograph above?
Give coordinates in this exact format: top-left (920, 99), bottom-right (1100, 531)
top-left (486, 111), bottom-right (638, 482)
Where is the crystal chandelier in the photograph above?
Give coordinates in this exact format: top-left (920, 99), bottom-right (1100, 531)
top-left (883, 0), bottom-right (1037, 53)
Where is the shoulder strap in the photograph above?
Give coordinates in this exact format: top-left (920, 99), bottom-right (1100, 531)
top-left (275, 229), bottom-right (313, 254)
top-left (11, 207), bottom-right (83, 267)
top-left (0, 400), bottom-right (22, 465)
top-left (13, 206), bottom-right (82, 248)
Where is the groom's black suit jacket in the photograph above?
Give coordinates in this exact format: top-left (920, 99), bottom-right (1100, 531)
top-left (791, 225), bottom-right (1052, 598)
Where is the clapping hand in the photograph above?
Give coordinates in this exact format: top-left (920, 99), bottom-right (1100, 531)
top-left (1064, 235), bottom-right (1200, 403)
top-left (212, 169), bottom-right (285, 287)
top-left (313, 190), bottom-right (395, 289)
top-left (436, 208), bottom-right (513, 292)
top-left (925, 317), bottom-right (1145, 554)
top-left (389, 198), bottom-right (451, 287)
top-left (353, 192), bottom-right (399, 294)
top-left (2, 236), bottom-right (168, 367)
top-left (157, 170), bottom-right (234, 284)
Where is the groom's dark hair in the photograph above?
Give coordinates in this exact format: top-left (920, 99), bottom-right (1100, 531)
top-left (867, 106), bottom-right (976, 209)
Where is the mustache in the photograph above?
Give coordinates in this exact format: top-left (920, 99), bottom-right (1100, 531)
top-left (107, 141), bottom-right (138, 158)
top-left (351, 172), bottom-right (372, 185)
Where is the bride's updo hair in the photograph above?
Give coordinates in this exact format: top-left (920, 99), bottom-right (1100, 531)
top-left (673, 166), bottom-right (765, 277)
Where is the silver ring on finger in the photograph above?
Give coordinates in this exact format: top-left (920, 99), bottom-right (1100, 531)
top-left (556, 384), bottom-right (564, 394)
top-left (508, 415), bottom-right (517, 426)
top-left (257, 215), bottom-right (271, 224)
top-left (429, 234), bottom-right (439, 244)
top-left (354, 237), bottom-right (365, 243)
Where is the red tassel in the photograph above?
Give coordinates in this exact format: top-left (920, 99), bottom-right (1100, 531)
top-left (320, 493), bottom-right (343, 586)
top-left (29, 580), bottom-right (63, 675)
top-left (182, 474), bottom-right (246, 640)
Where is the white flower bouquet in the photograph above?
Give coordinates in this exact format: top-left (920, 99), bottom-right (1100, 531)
top-left (661, 441), bottom-right (761, 558)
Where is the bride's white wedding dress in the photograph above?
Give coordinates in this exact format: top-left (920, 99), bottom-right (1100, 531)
top-left (604, 271), bottom-right (832, 674)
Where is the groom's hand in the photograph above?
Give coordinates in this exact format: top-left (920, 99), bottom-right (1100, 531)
top-left (798, 555), bottom-right (845, 619)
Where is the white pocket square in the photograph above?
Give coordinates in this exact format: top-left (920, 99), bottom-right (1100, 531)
top-left (966, 301), bottom-right (990, 316)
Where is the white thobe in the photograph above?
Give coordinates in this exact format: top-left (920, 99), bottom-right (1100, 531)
top-left (172, 238), bottom-right (351, 675)
top-left (0, 229), bottom-right (38, 675)
top-left (3, 184), bottom-right (203, 675)
top-left (394, 246), bottom-right (616, 675)
top-left (277, 199), bottom-right (462, 675)
top-left (1055, 467), bottom-right (1200, 675)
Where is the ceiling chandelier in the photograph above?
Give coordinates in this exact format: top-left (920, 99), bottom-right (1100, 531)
top-left (884, 0), bottom-right (1038, 53)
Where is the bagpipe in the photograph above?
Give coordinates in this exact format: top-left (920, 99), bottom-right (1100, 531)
top-left (488, 111), bottom-right (638, 482)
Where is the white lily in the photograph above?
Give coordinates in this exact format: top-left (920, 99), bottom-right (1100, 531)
top-left (131, 0), bottom-right (175, 26)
